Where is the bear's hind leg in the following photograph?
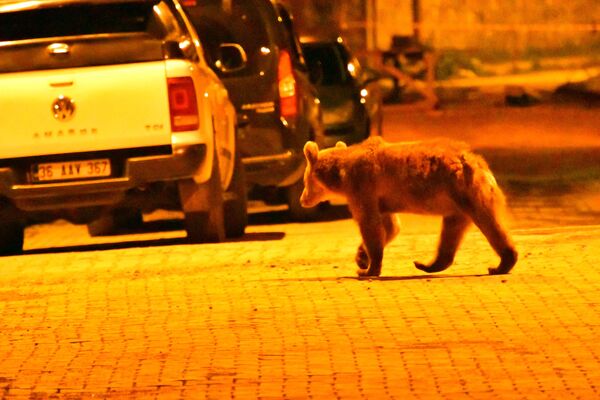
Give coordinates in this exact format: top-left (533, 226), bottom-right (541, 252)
top-left (470, 210), bottom-right (518, 275)
top-left (490, 247), bottom-right (518, 275)
top-left (414, 214), bottom-right (471, 273)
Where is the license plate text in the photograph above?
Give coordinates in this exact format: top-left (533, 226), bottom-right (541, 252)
top-left (33, 159), bottom-right (111, 182)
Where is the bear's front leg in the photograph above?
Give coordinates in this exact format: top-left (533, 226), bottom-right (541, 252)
top-left (357, 242), bottom-right (383, 277)
top-left (350, 202), bottom-right (385, 277)
top-left (356, 213), bottom-right (399, 272)
top-left (355, 244), bottom-right (369, 270)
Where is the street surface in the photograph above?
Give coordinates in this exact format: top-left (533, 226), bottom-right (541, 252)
top-left (1, 98), bottom-right (600, 399)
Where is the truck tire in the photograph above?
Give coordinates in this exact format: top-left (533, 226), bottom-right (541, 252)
top-left (0, 219), bottom-right (24, 256)
top-left (286, 178), bottom-right (320, 222)
top-left (223, 152), bottom-right (248, 238)
top-left (178, 151), bottom-right (225, 243)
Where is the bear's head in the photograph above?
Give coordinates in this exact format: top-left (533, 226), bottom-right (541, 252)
top-left (299, 141), bottom-right (347, 208)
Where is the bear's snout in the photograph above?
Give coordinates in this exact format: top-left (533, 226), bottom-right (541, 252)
top-left (299, 190), bottom-right (311, 207)
top-left (300, 188), bottom-right (319, 208)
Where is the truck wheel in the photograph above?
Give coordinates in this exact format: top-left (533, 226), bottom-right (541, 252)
top-left (286, 178), bottom-right (320, 222)
top-left (178, 151), bottom-right (225, 243)
top-left (224, 152), bottom-right (248, 238)
top-left (0, 219), bottom-right (24, 256)
top-left (87, 208), bottom-right (143, 237)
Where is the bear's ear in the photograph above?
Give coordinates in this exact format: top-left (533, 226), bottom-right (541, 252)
top-left (303, 141), bottom-right (319, 165)
top-left (335, 141), bottom-right (347, 149)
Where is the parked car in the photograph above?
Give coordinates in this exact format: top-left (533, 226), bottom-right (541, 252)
top-left (183, 0), bottom-right (324, 220)
top-left (300, 37), bottom-right (385, 147)
top-left (0, 0), bottom-right (248, 254)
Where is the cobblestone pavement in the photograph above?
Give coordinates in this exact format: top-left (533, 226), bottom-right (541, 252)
top-left (1, 204), bottom-right (599, 399)
top-left (2, 100), bottom-right (600, 399)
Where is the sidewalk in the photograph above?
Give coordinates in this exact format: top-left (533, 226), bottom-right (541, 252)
top-left (383, 101), bottom-right (600, 150)
top-left (438, 66), bottom-right (600, 93)
top-left (382, 67), bottom-right (600, 188)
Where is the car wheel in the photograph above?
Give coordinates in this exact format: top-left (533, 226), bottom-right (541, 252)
top-left (0, 219), bottom-right (24, 256)
top-left (224, 152), bottom-right (248, 238)
top-left (286, 178), bottom-right (320, 222)
top-left (87, 208), bottom-right (143, 237)
top-left (178, 151), bottom-right (225, 243)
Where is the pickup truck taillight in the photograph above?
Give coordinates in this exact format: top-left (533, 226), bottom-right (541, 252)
top-left (278, 50), bottom-right (298, 118)
top-left (167, 77), bottom-right (199, 132)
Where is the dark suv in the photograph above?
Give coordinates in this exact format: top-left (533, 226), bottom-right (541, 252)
top-left (183, 0), bottom-right (324, 219)
top-left (301, 37), bottom-right (384, 147)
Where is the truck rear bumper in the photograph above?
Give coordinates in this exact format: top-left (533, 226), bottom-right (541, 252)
top-left (0, 144), bottom-right (206, 211)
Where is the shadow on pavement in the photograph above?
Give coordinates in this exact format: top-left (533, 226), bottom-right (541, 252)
top-left (284, 273), bottom-right (490, 282)
top-left (351, 274), bottom-right (491, 281)
top-left (21, 222), bottom-right (286, 256)
top-left (86, 218), bottom-right (286, 241)
top-left (22, 237), bottom-right (188, 255)
top-left (249, 204), bottom-right (351, 226)
top-left (233, 231), bottom-right (286, 242)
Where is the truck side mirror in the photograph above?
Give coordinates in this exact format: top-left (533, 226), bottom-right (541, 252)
top-left (215, 43), bottom-right (247, 73)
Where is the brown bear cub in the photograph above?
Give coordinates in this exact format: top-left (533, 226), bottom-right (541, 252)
top-left (300, 137), bottom-right (517, 277)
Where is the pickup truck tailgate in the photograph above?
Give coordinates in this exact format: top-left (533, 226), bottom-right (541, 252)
top-left (0, 61), bottom-right (171, 159)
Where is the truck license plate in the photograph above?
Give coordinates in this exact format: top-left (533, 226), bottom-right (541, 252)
top-left (32, 159), bottom-right (111, 182)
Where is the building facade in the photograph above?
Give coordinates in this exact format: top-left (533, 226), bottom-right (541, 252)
top-left (287, 0), bottom-right (599, 57)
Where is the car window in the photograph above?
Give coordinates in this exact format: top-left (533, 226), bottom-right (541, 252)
top-left (157, 1), bottom-right (199, 61)
top-left (0, 0), bottom-right (197, 73)
top-left (0, 1), bottom-right (167, 42)
top-left (184, 0), bottom-right (270, 76)
top-left (302, 44), bottom-right (349, 86)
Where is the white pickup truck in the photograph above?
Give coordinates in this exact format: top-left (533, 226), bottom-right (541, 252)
top-left (0, 0), bottom-right (248, 254)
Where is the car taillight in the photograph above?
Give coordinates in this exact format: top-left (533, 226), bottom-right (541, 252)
top-left (278, 50), bottom-right (297, 118)
top-left (167, 77), bottom-right (199, 132)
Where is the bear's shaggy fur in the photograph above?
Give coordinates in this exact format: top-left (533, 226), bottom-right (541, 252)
top-left (300, 137), bottom-right (517, 277)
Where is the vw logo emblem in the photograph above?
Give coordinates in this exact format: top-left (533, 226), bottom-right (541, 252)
top-left (52, 95), bottom-right (75, 121)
